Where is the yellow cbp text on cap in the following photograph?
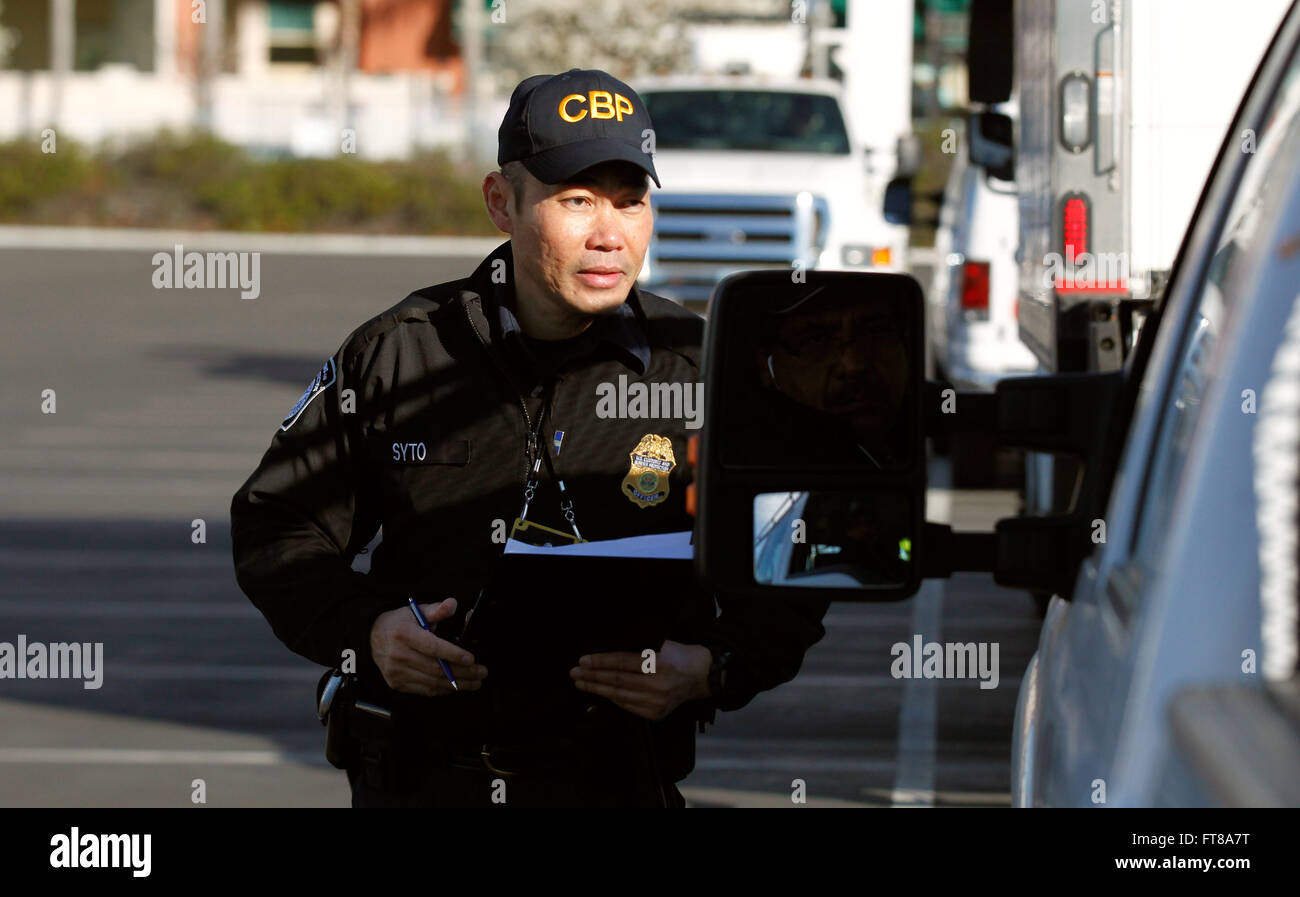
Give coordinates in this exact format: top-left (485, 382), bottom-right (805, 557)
top-left (558, 91), bottom-right (635, 123)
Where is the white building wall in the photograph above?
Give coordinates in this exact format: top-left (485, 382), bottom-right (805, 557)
top-left (0, 68), bottom-right (496, 160)
top-left (154, 0), bottom-right (177, 77)
top-left (236, 0), bottom-right (270, 77)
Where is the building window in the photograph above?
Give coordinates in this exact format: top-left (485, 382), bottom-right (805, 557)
top-left (269, 0), bottom-right (319, 65)
top-left (77, 0), bottom-right (155, 71)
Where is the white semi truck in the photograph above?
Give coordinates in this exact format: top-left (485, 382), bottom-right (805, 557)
top-left (967, 0), bottom-right (1292, 512)
top-left (634, 0), bottom-right (916, 305)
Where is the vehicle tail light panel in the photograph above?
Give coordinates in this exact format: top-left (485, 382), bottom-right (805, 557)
top-left (960, 260), bottom-right (991, 319)
top-left (1062, 193), bottom-right (1089, 259)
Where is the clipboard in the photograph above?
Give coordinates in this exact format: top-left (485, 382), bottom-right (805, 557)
top-left (447, 550), bottom-right (698, 687)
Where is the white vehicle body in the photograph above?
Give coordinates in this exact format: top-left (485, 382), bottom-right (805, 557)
top-left (634, 1), bottom-right (914, 303)
top-left (636, 77), bottom-right (909, 303)
top-left (928, 112), bottom-right (1037, 390)
top-left (1015, 0), bottom-right (1291, 373)
top-left (1013, 0), bottom-right (1292, 517)
top-left (1013, 0), bottom-right (1300, 806)
top-left (1122, 0), bottom-right (1291, 297)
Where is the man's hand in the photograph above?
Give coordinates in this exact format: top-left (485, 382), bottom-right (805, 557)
top-left (570, 640), bottom-right (712, 721)
top-left (369, 598), bottom-right (487, 696)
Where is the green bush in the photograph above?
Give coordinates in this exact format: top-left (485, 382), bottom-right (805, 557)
top-left (0, 139), bottom-right (97, 218)
top-left (0, 131), bottom-right (500, 235)
top-left (113, 129), bottom-right (248, 185)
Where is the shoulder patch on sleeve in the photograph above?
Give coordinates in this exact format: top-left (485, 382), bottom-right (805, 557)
top-left (280, 358), bottom-right (336, 431)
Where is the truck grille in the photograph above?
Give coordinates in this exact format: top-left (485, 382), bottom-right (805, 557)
top-left (644, 193), bottom-right (830, 303)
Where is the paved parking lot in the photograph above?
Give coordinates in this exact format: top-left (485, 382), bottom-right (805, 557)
top-left (0, 243), bottom-right (1038, 807)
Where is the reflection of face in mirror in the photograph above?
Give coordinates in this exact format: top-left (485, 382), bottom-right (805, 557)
top-left (741, 282), bottom-right (915, 469)
top-left (754, 491), bottom-right (914, 589)
top-left (762, 297), bottom-right (908, 430)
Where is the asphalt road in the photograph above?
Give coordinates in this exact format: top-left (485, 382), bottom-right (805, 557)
top-left (0, 243), bottom-right (1039, 807)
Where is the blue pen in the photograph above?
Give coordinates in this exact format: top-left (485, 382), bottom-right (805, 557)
top-left (407, 598), bottom-right (459, 691)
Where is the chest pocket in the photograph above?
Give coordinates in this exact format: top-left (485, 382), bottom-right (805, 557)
top-left (375, 438), bottom-right (471, 466)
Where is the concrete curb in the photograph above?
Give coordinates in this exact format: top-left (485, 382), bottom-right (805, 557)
top-left (0, 225), bottom-right (504, 257)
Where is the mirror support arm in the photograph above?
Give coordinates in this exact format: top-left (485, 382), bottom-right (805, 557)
top-left (992, 372), bottom-right (1124, 598)
top-left (922, 524), bottom-right (995, 577)
top-left (992, 515), bottom-right (1083, 596)
top-left (924, 517), bottom-right (1090, 596)
top-left (926, 372), bottom-right (1124, 453)
top-left (924, 381), bottom-right (998, 433)
top-left (924, 372), bottom-right (1125, 598)
top-left (994, 372), bottom-right (1125, 453)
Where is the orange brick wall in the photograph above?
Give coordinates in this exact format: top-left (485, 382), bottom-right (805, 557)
top-left (359, 0), bottom-right (464, 89)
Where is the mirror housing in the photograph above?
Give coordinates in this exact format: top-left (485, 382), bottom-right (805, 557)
top-left (967, 0), bottom-right (1014, 105)
top-left (695, 270), bottom-right (927, 600)
top-left (693, 266), bottom-right (1127, 603)
top-left (883, 176), bottom-right (913, 226)
top-left (969, 111), bottom-right (1015, 182)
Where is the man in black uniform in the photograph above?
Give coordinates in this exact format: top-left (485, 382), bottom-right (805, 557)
top-left (231, 69), bottom-right (828, 807)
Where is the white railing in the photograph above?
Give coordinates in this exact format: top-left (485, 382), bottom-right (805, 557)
top-left (0, 67), bottom-right (505, 160)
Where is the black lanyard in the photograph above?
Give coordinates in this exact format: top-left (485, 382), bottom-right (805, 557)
top-left (516, 383), bottom-right (584, 543)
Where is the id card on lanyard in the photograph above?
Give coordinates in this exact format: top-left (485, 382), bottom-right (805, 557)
top-left (509, 419), bottom-right (585, 546)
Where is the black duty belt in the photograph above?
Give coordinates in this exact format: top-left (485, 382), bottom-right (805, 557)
top-left (442, 735), bottom-right (592, 777)
top-left (406, 699), bottom-right (632, 777)
top-left (319, 669), bottom-right (653, 784)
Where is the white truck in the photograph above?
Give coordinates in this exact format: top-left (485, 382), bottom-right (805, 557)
top-left (695, 0), bottom-right (1300, 809)
top-left (967, 0), bottom-right (1292, 512)
top-left (634, 0), bottom-right (915, 305)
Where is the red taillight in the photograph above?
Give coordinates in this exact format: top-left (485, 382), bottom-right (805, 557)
top-left (960, 261), bottom-right (990, 311)
top-left (1063, 194), bottom-right (1089, 258)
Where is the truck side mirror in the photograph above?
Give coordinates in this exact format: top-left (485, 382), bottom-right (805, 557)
top-left (969, 111), bottom-right (1015, 182)
top-left (896, 133), bottom-right (922, 177)
top-left (884, 176), bottom-right (913, 225)
top-left (967, 0), bottom-right (1014, 105)
top-left (695, 270), bottom-right (926, 600)
top-left (693, 272), bottom-right (1118, 602)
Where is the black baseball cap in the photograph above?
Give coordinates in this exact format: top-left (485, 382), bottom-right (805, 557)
top-left (498, 69), bottom-right (660, 188)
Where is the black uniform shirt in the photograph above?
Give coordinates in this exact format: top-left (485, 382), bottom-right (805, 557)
top-left (491, 274), bottom-right (650, 386)
top-left (231, 240), bottom-right (829, 781)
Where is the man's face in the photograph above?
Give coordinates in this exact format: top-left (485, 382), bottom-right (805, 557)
top-left (485, 160), bottom-right (653, 323)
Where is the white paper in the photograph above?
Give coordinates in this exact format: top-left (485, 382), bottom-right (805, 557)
top-left (503, 530), bottom-right (694, 560)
